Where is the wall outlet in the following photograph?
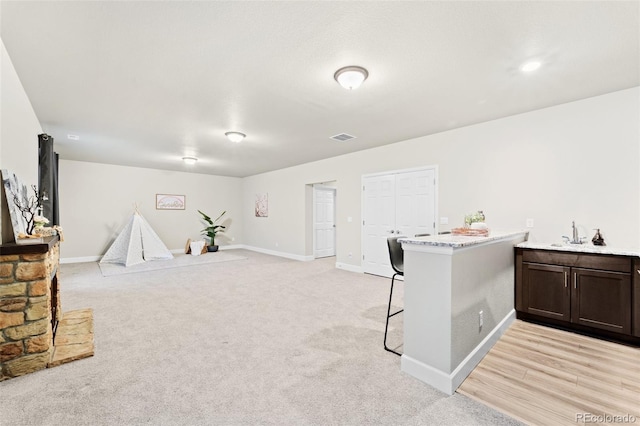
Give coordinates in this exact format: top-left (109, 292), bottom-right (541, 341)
top-left (526, 218), bottom-right (534, 228)
top-left (275, 242), bottom-right (279, 247)
top-left (231, 237), bottom-right (235, 242)
top-left (440, 217), bottom-right (449, 225)
top-left (347, 216), bottom-right (353, 223)
top-left (479, 310), bottom-right (484, 328)
top-left (348, 252), bottom-right (352, 258)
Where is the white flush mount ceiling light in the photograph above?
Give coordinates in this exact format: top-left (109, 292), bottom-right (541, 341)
top-left (334, 66), bottom-right (369, 90)
top-left (182, 156), bottom-right (198, 165)
top-left (225, 131), bottom-right (246, 143)
top-left (520, 60), bottom-right (541, 73)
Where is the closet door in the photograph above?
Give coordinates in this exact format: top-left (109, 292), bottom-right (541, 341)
top-left (362, 174), bottom-right (396, 277)
top-left (395, 169), bottom-right (435, 238)
top-left (362, 168), bottom-right (436, 278)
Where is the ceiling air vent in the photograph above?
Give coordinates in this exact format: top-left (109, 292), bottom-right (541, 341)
top-left (330, 133), bottom-right (356, 142)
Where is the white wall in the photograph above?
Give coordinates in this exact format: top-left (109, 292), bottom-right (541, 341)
top-left (59, 160), bottom-right (243, 260)
top-left (243, 87), bottom-right (640, 269)
top-left (0, 39), bottom-right (42, 243)
top-left (3, 40), bottom-right (637, 263)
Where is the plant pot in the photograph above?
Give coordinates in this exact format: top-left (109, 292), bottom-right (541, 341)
top-left (207, 245), bottom-right (219, 252)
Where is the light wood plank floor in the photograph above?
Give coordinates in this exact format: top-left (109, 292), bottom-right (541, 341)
top-left (458, 320), bottom-right (640, 426)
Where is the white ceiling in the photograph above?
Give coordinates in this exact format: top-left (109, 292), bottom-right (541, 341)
top-left (1, 1), bottom-right (638, 178)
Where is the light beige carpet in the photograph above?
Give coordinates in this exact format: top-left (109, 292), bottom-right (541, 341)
top-left (98, 251), bottom-right (247, 276)
top-left (2, 249), bottom-right (520, 425)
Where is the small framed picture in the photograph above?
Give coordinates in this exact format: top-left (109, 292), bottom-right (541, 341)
top-left (156, 194), bottom-right (185, 210)
top-left (255, 193), bottom-right (268, 217)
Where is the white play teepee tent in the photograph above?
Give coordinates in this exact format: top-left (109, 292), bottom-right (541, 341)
top-left (100, 209), bottom-right (173, 267)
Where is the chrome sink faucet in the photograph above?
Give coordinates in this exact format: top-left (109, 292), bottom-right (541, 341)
top-left (562, 221), bottom-right (585, 244)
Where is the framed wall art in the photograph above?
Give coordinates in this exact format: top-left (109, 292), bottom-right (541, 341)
top-left (1, 169), bottom-right (29, 240)
top-left (156, 194), bottom-right (186, 210)
top-left (255, 193), bottom-right (268, 217)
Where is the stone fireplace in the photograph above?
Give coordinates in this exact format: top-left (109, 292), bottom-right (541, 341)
top-left (0, 236), bottom-right (93, 381)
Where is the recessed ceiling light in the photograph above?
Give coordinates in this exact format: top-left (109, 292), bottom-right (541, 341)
top-left (182, 156), bottom-right (198, 165)
top-left (67, 134), bottom-right (79, 140)
top-left (520, 61), bottom-right (541, 73)
top-left (225, 132), bottom-right (246, 143)
top-left (334, 66), bottom-right (369, 90)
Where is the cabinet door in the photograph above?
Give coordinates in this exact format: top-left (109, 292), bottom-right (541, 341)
top-left (571, 268), bottom-right (631, 334)
top-left (522, 263), bottom-right (570, 321)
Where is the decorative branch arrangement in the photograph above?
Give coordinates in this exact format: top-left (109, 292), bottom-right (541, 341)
top-left (10, 184), bottom-right (48, 236)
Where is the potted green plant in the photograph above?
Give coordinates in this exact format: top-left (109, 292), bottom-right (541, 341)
top-left (198, 210), bottom-right (226, 252)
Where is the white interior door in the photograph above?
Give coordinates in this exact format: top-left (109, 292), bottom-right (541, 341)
top-left (362, 174), bottom-right (396, 277)
top-left (362, 167), bottom-right (436, 277)
top-left (314, 187), bottom-right (336, 258)
top-left (396, 169), bottom-right (435, 238)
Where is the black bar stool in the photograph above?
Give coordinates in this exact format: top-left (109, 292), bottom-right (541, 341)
top-left (384, 236), bottom-right (405, 356)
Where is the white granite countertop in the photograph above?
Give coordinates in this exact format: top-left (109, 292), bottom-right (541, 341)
top-left (399, 230), bottom-right (529, 248)
top-left (517, 241), bottom-right (640, 258)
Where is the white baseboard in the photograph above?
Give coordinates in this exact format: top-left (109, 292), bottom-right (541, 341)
top-left (449, 309), bottom-right (515, 391)
top-left (240, 245), bottom-right (314, 262)
top-left (401, 355), bottom-right (455, 395)
top-left (335, 262), bottom-right (363, 273)
top-left (218, 244), bottom-right (244, 251)
top-left (401, 309), bottom-right (515, 395)
top-left (170, 244), bottom-right (243, 254)
top-left (61, 244), bottom-right (327, 264)
top-left (60, 256), bottom-right (101, 264)
top-left (63, 244), bottom-right (245, 264)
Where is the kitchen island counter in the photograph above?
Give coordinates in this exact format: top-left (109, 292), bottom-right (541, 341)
top-left (399, 231), bottom-right (528, 394)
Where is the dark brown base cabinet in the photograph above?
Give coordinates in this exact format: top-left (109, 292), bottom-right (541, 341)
top-left (516, 248), bottom-right (639, 344)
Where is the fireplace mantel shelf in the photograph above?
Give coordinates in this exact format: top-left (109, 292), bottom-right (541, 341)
top-left (0, 235), bottom-right (59, 255)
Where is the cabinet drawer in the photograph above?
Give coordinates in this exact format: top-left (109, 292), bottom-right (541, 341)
top-left (521, 249), bottom-right (631, 273)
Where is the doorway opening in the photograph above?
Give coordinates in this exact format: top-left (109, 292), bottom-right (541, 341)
top-left (313, 185), bottom-right (336, 258)
top-left (305, 181), bottom-right (337, 260)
